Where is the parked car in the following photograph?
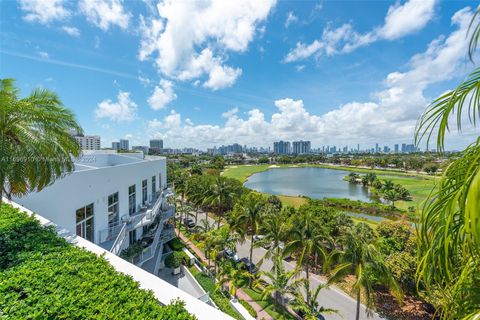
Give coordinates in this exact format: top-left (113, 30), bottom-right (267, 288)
top-left (253, 235), bottom-right (265, 242)
top-left (218, 248), bottom-right (239, 262)
top-left (184, 218), bottom-right (196, 228)
top-left (237, 257), bottom-right (259, 274)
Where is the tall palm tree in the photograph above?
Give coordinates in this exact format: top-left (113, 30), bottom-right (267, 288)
top-left (414, 9), bottom-right (480, 319)
top-left (216, 260), bottom-right (251, 300)
top-left (290, 279), bottom-right (338, 320)
top-left (230, 193), bottom-right (264, 262)
top-left (331, 223), bottom-right (401, 320)
top-left (288, 206), bottom-right (326, 303)
top-left (257, 208), bottom-right (290, 272)
top-left (0, 78), bottom-right (82, 203)
top-left (257, 256), bottom-right (303, 319)
top-left (206, 176), bottom-right (238, 229)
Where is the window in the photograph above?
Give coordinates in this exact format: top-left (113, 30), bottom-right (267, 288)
top-left (107, 192), bottom-right (119, 237)
top-left (142, 179), bottom-right (147, 204)
top-left (159, 173), bottom-right (162, 189)
top-left (129, 229), bottom-right (137, 245)
top-left (151, 176), bottom-right (156, 198)
top-left (128, 185), bottom-right (136, 215)
top-left (76, 203), bottom-right (94, 242)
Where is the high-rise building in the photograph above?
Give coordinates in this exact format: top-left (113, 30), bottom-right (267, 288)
top-left (112, 141), bottom-right (120, 150)
top-left (150, 139), bottom-right (163, 149)
top-left (273, 141), bottom-right (291, 154)
top-left (132, 146), bottom-right (150, 155)
top-left (119, 139), bottom-right (129, 150)
top-left (394, 144), bottom-right (399, 153)
top-left (292, 140), bottom-right (311, 154)
top-left (375, 143), bottom-right (379, 153)
top-left (73, 135), bottom-right (101, 150)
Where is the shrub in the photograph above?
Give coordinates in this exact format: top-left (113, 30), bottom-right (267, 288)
top-left (0, 204), bottom-right (195, 319)
top-left (239, 299), bottom-right (257, 318)
top-left (168, 238), bottom-right (185, 251)
top-left (165, 251), bottom-right (183, 268)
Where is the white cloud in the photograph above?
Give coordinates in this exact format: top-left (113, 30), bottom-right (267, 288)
top-left (285, 11), bottom-right (298, 28)
top-left (95, 91), bottom-right (137, 122)
top-left (146, 7), bottom-right (473, 149)
top-left (37, 51), bottom-right (49, 59)
top-left (284, 0), bottom-right (437, 62)
top-left (79, 0), bottom-right (131, 31)
top-left (62, 26), bottom-right (80, 37)
top-left (138, 0), bottom-right (276, 89)
top-left (147, 79), bottom-right (177, 110)
top-left (19, 0), bottom-right (70, 24)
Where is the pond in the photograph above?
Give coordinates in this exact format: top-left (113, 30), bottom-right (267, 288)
top-left (244, 167), bottom-right (371, 202)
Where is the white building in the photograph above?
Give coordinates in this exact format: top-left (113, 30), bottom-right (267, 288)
top-left (292, 140), bottom-right (311, 154)
top-left (73, 135), bottom-right (101, 150)
top-left (13, 150), bottom-right (174, 266)
top-left (120, 139), bottom-right (129, 150)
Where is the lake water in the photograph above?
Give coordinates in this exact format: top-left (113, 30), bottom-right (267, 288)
top-left (244, 167), bottom-right (371, 202)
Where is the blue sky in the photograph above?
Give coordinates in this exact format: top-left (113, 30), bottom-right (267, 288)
top-left (0, 0), bottom-right (477, 150)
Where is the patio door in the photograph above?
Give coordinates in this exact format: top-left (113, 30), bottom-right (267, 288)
top-left (76, 203), bottom-right (94, 242)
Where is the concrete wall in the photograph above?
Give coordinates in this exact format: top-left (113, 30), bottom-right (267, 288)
top-left (13, 156), bottom-right (167, 245)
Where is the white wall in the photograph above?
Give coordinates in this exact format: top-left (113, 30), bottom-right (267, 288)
top-left (13, 156), bottom-right (167, 244)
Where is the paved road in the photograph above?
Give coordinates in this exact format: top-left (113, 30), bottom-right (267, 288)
top-left (190, 211), bottom-right (384, 320)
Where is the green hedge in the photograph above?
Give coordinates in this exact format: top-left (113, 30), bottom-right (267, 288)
top-left (239, 299), bottom-right (257, 318)
top-left (168, 238), bottom-right (185, 251)
top-left (0, 204), bottom-right (195, 320)
top-left (190, 269), bottom-right (242, 320)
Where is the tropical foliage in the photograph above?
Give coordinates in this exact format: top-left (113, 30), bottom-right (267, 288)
top-left (0, 78), bottom-right (82, 203)
top-left (0, 203), bottom-right (194, 319)
top-left (414, 10), bottom-right (480, 320)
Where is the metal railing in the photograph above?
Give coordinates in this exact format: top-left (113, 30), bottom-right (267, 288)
top-left (98, 223), bottom-right (124, 244)
top-left (128, 193), bottom-right (164, 230)
top-left (110, 223), bottom-right (127, 256)
top-left (134, 218), bottom-right (165, 266)
top-left (161, 205), bottom-right (175, 221)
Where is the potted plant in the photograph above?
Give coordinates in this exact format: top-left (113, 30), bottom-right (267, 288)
top-left (165, 251), bottom-right (182, 275)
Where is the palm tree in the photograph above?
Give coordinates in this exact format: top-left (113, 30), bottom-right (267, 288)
top-left (383, 189), bottom-right (399, 208)
top-left (230, 193), bottom-right (265, 262)
top-left (288, 206), bottom-right (326, 303)
top-left (365, 172), bottom-right (377, 186)
top-left (331, 223), bottom-right (401, 320)
top-left (206, 176), bottom-right (238, 229)
top-left (216, 260), bottom-right (251, 300)
top-left (414, 9), bottom-right (480, 319)
top-left (0, 78), bottom-right (82, 203)
top-left (257, 256), bottom-right (303, 319)
top-left (257, 208), bottom-right (290, 271)
top-left (290, 279), bottom-right (338, 320)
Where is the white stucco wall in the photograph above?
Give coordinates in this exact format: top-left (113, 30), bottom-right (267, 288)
top-left (13, 154), bottom-right (167, 244)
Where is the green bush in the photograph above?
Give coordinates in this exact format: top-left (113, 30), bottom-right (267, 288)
top-left (239, 299), bottom-right (257, 318)
top-left (0, 204), bottom-right (195, 320)
top-left (193, 271), bottom-right (242, 320)
top-left (165, 251), bottom-right (183, 268)
top-left (168, 238), bottom-right (185, 251)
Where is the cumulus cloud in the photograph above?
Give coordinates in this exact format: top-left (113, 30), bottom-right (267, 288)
top-left (62, 26), bottom-right (80, 37)
top-left (95, 91), bottom-right (137, 122)
top-left (79, 0), bottom-right (131, 31)
top-left (19, 0), bottom-right (70, 24)
top-left (147, 7), bottom-right (473, 148)
top-left (147, 79), bottom-right (176, 110)
top-left (284, 0), bottom-right (437, 62)
top-left (138, 0), bottom-right (276, 89)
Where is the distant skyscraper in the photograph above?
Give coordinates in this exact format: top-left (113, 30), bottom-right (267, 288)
top-left (375, 143), bottom-right (379, 153)
top-left (273, 141), bottom-right (291, 154)
top-left (112, 141), bottom-right (120, 150)
top-left (119, 139), bottom-right (129, 150)
top-left (394, 144), bottom-right (399, 153)
top-left (292, 140), bottom-right (311, 154)
top-left (150, 139), bottom-right (163, 149)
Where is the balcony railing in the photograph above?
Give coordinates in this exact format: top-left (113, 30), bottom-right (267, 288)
top-left (110, 223), bottom-right (127, 256)
top-left (161, 205), bottom-right (175, 221)
top-left (98, 223), bottom-right (124, 245)
top-left (134, 218), bottom-right (165, 266)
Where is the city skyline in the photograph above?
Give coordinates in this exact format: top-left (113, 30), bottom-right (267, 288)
top-left (1, 0), bottom-right (477, 150)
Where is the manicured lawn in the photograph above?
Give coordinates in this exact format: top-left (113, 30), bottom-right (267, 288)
top-left (223, 164), bottom-right (274, 182)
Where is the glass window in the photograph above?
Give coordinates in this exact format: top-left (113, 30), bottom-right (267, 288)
top-left (75, 203), bottom-right (94, 242)
top-left (128, 185), bottom-right (136, 215)
top-left (142, 179), bottom-right (147, 204)
top-left (107, 192), bottom-right (119, 236)
top-left (151, 176), bottom-right (156, 198)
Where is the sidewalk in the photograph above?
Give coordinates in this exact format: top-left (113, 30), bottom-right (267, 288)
top-left (178, 230), bottom-right (273, 320)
